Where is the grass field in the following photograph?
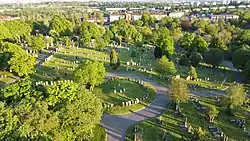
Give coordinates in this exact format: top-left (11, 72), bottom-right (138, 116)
top-left (126, 96), bottom-right (250, 141)
top-left (95, 79), bottom-right (157, 115)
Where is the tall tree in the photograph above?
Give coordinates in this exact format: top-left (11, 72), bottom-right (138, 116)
top-left (155, 27), bottom-right (174, 57)
top-left (110, 49), bottom-right (120, 70)
top-left (188, 66), bottom-right (197, 80)
top-left (180, 33), bottom-right (195, 49)
top-left (191, 36), bottom-right (208, 53)
top-left (232, 46), bottom-right (250, 69)
top-left (73, 60), bottom-right (106, 89)
top-left (225, 84), bottom-right (245, 109)
top-left (50, 15), bottom-right (73, 36)
top-left (154, 56), bottom-right (176, 76)
top-left (203, 48), bottom-right (224, 67)
top-left (169, 78), bottom-right (189, 104)
top-left (32, 34), bottom-right (46, 51)
top-left (207, 106), bottom-right (219, 123)
top-left (209, 37), bottom-right (228, 51)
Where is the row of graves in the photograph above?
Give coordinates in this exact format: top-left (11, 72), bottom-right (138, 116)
top-left (62, 50), bottom-right (109, 62)
top-left (102, 76), bottom-right (152, 109)
top-left (35, 79), bottom-right (74, 86)
top-left (190, 96), bottom-right (231, 140)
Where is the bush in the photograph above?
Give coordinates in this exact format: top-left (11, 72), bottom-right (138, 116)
top-left (179, 55), bottom-right (190, 66)
top-left (203, 48), bottom-right (224, 67)
top-left (189, 52), bottom-right (203, 67)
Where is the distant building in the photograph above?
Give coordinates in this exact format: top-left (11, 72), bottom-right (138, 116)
top-left (211, 14), bottom-right (239, 21)
top-left (0, 16), bottom-right (20, 21)
top-left (105, 8), bottom-right (127, 11)
top-left (169, 12), bottom-right (185, 18)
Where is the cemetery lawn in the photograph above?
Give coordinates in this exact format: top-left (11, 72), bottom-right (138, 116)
top-left (32, 47), bottom-right (109, 81)
top-left (0, 71), bottom-right (15, 86)
top-left (91, 124), bottom-right (107, 141)
top-left (96, 79), bottom-right (157, 115)
top-left (126, 96), bottom-right (250, 141)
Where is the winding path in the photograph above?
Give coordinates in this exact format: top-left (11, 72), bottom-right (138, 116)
top-left (101, 72), bottom-right (170, 141)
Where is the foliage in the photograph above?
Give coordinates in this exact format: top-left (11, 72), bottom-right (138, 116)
top-left (154, 27), bottom-right (174, 57)
top-left (203, 48), bottom-right (224, 67)
top-left (188, 66), bottom-right (197, 80)
top-left (225, 84), bottom-right (245, 109)
top-left (179, 54), bottom-right (190, 66)
top-left (32, 34), bottom-right (46, 51)
top-left (110, 49), bottom-right (120, 70)
top-left (169, 78), bottom-right (189, 104)
top-left (209, 37), bottom-right (228, 51)
top-left (191, 36), bottom-right (208, 53)
top-left (180, 33), bottom-right (195, 49)
top-left (189, 52), bottom-right (203, 67)
top-left (50, 15), bottom-right (73, 36)
top-left (153, 46), bottom-right (163, 59)
top-left (154, 56), bottom-right (176, 76)
top-left (207, 106), bottom-right (219, 122)
top-left (244, 60), bottom-right (250, 79)
top-left (232, 46), bottom-right (250, 69)
top-left (0, 79), bottom-right (102, 141)
top-left (193, 127), bottom-right (206, 141)
top-left (73, 60), bottom-right (106, 88)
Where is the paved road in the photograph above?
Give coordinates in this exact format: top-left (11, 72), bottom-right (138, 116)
top-left (101, 72), bottom-right (170, 141)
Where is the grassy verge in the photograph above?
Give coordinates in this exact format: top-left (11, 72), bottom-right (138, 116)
top-left (91, 124), bottom-right (107, 141)
top-left (99, 81), bottom-right (157, 115)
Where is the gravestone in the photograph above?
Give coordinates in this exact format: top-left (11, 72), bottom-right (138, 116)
top-left (114, 90), bottom-right (117, 94)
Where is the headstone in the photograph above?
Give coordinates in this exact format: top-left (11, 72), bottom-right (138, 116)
top-left (114, 90), bottom-right (117, 94)
top-left (120, 89), bottom-right (123, 93)
top-left (136, 98), bottom-right (140, 104)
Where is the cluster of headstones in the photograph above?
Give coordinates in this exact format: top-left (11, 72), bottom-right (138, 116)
top-left (60, 60), bottom-right (80, 65)
top-left (45, 55), bottom-right (54, 62)
top-left (121, 95), bottom-right (149, 107)
top-left (208, 126), bottom-right (228, 140)
top-left (127, 61), bottom-right (140, 66)
top-left (230, 118), bottom-right (247, 131)
top-left (102, 103), bottom-right (114, 108)
top-left (103, 76), bottom-right (151, 108)
top-left (138, 68), bottom-right (153, 73)
top-left (191, 97), bottom-right (208, 112)
top-left (35, 80), bottom-right (74, 86)
top-left (0, 75), bottom-right (7, 79)
top-left (52, 66), bottom-right (75, 71)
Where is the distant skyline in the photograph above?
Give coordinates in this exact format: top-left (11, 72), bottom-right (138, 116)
top-left (0, 0), bottom-right (248, 5)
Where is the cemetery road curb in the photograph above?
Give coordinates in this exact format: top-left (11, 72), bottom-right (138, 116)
top-left (100, 72), bottom-right (170, 141)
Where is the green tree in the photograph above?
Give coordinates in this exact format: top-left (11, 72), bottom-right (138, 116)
top-left (244, 60), bottom-right (250, 79)
top-left (209, 37), bottom-right (228, 51)
top-left (134, 20), bottom-right (144, 27)
top-left (73, 60), bottom-right (106, 89)
top-left (207, 106), bottom-right (219, 123)
top-left (191, 36), bottom-right (208, 53)
top-left (61, 36), bottom-right (71, 47)
top-left (193, 126), bottom-right (206, 141)
top-left (155, 56), bottom-right (176, 76)
top-left (203, 48), bottom-right (224, 67)
top-left (188, 66), bottom-right (197, 80)
top-left (189, 52), bottom-right (203, 67)
top-left (153, 46), bottom-right (163, 59)
top-left (232, 46), bottom-right (250, 69)
top-left (155, 27), bottom-right (174, 57)
top-left (225, 84), bottom-right (245, 109)
top-left (50, 15), bottom-right (73, 36)
top-left (32, 34), bottom-right (46, 51)
top-left (180, 33), bottom-right (195, 49)
top-left (55, 88), bottom-right (102, 140)
top-left (169, 78), bottom-right (189, 104)
top-left (110, 49), bottom-right (120, 70)
top-left (179, 55), bottom-right (190, 66)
